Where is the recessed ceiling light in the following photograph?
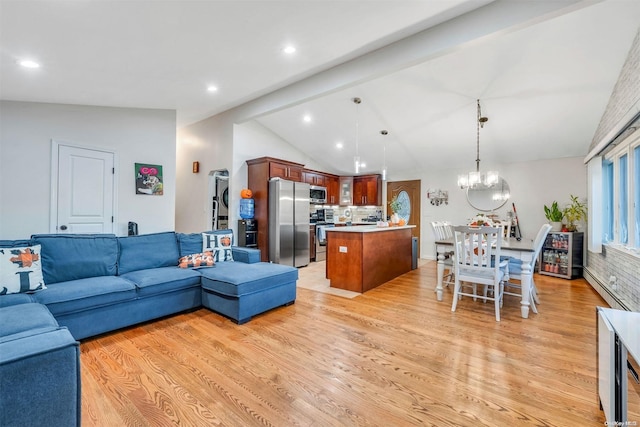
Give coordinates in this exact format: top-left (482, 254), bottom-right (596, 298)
top-left (303, 115), bottom-right (311, 123)
top-left (283, 45), bottom-right (296, 54)
top-left (18, 59), bottom-right (40, 68)
top-left (207, 85), bottom-right (218, 93)
top-left (336, 142), bottom-right (343, 149)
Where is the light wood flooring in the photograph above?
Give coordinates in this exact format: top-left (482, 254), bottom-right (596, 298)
top-left (80, 261), bottom-right (607, 426)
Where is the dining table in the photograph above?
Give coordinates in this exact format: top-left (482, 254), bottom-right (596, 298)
top-left (435, 236), bottom-right (537, 318)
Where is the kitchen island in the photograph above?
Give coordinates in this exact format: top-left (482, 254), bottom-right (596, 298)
top-left (325, 225), bottom-right (415, 293)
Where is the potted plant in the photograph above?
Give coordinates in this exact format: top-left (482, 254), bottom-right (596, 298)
top-left (389, 195), bottom-right (402, 224)
top-left (562, 195), bottom-right (587, 232)
top-left (544, 201), bottom-right (563, 232)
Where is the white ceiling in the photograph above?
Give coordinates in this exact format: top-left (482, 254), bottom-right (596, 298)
top-left (2, 1), bottom-right (639, 176)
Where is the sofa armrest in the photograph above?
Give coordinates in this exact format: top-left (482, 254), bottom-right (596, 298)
top-left (0, 328), bottom-right (80, 427)
top-left (232, 247), bottom-right (261, 264)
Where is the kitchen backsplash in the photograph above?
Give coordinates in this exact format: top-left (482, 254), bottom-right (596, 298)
top-left (309, 206), bottom-right (384, 222)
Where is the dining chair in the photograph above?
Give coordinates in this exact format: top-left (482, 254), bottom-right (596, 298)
top-left (503, 223), bottom-right (552, 314)
top-left (431, 221), bottom-right (454, 287)
top-left (451, 225), bottom-right (506, 321)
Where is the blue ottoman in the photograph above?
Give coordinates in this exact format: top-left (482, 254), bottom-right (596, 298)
top-left (199, 262), bottom-right (297, 324)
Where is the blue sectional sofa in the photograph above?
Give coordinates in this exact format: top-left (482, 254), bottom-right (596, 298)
top-left (0, 230), bottom-right (297, 427)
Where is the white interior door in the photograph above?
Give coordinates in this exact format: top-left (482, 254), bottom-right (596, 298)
top-left (54, 143), bottom-right (115, 234)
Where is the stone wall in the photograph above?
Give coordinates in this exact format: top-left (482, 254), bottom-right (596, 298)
top-left (588, 27), bottom-right (640, 151)
top-left (586, 246), bottom-right (639, 312)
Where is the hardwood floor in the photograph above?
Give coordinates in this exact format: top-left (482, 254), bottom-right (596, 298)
top-left (80, 261), bottom-right (607, 426)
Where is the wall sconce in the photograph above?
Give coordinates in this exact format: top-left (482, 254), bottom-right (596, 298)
top-left (427, 189), bottom-right (449, 206)
top-left (192, 161), bottom-right (200, 173)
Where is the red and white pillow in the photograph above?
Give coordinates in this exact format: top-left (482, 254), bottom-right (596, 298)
top-left (178, 251), bottom-right (215, 269)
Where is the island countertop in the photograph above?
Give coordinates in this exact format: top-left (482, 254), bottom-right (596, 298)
top-left (326, 224), bottom-right (416, 233)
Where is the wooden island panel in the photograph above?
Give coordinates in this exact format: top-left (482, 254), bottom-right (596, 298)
top-left (326, 226), bottom-right (413, 293)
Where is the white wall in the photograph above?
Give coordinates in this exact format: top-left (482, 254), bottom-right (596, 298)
top-left (391, 156), bottom-right (586, 259)
top-left (176, 117), bottom-right (326, 234)
top-left (0, 101), bottom-right (177, 239)
top-left (176, 111), bottom-right (235, 233)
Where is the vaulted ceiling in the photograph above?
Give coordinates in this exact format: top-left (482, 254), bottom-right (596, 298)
top-left (2, 1), bottom-right (639, 176)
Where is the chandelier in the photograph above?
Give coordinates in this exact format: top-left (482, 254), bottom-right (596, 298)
top-left (457, 99), bottom-right (499, 189)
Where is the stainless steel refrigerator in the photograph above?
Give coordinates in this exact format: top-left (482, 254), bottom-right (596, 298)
top-left (269, 178), bottom-right (310, 267)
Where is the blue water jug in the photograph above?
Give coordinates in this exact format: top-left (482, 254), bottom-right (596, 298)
top-left (239, 198), bottom-right (254, 219)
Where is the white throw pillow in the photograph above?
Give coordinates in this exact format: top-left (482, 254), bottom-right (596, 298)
top-left (0, 245), bottom-right (47, 294)
top-left (202, 233), bottom-right (234, 262)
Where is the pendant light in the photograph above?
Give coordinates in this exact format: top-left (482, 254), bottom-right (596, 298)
top-left (457, 99), bottom-right (499, 189)
top-left (380, 129), bottom-right (388, 181)
top-left (353, 97), bottom-right (361, 174)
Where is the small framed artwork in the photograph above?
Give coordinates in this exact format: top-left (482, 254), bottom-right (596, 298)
top-left (135, 163), bottom-right (163, 195)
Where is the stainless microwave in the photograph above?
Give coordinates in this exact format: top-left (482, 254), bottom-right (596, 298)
top-left (310, 185), bottom-right (327, 204)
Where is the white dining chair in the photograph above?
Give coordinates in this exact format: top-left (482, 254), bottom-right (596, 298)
top-left (431, 221), bottom-right (454, 287)
top-left (502, 223), bottom-right (552, 314)
top-left (451, 225), bottom-right (506, 321)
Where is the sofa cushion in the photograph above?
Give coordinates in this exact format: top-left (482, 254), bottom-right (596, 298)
top-left (176, 232), bottom-right (205, 257)
top-left (120, 266), bottom-right (202, 297)
top-left (118, 232), bottom-right (179, 274)
top-left (0, 244), bottom-right (46, 294)
top-left (0, 293), bottom-right (34, 308)
top-left (31, 234), bottom-right (118, 284)
top-left (32, 276), bottom-right (136, 316)
top-left (0, 303), bottom-right (59, 341)
top-left (200, 262), bottom-right (298, 296)
top-left (203, 231), bottom-right (234, 262)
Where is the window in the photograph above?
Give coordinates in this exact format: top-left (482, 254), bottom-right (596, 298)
top-left (619, 153), bottom-right (628, 244)
top-left (600, 128), bottom-right (640, 249)
top-left (635, 146), bottom-right (640, 247)
top-left (603, 159), bottom-right (613, 243)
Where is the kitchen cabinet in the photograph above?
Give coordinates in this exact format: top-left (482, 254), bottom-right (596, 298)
top-left (326, 175), bottom-right (339, 205)
top-left (353, 174), bottom-right (381, 206)
top-left (303, 170), bottom-right (326, 187)
top-left (325, 226), bottom-right (413, 292)
top-left (539, 231), bottom-right (583, 279)
top-left (339, 177), bottom-right (353, 205)
top-left (269, 160), bottom-right (303, 182)
top-left (247, 157), bottom-right (306, 261)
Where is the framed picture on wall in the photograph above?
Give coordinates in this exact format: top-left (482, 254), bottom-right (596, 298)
top-left (135, 163), bottom-right (163, 195)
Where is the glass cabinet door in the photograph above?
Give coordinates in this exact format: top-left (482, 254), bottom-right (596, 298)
top-left (339, 177), bottom-right (353, 206)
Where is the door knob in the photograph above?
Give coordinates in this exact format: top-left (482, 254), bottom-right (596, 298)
top-left (60, 225), bottom-right (68, 230)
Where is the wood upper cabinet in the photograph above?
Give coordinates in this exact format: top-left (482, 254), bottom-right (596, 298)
top-left (353, 174), bottom-right (382, 206)
top-left (326, 175), bottom-right (340, 205)
top-left (302, 170), bottom-right (326, 187)
top-left (270, 161), bottom-right (303, 182)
